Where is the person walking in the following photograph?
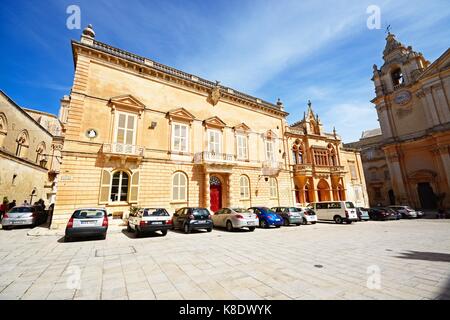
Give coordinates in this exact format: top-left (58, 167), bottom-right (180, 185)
top-left (0, 198), bottom-right (8, 221)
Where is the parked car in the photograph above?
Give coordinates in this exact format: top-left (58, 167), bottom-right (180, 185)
top-left (248, 207), bottom-right (283, 228)
top-left (271, 207), bottom-right (303, 226)
top-left (368, 207), bottom-right (397, 221)
top-left (2, 206), bottom-right (47, 230)
top-left (127, 208), bottom-right (171, 237)
top-left (308, 201), bottom-right (358, 224)
top-left (65, 207), bottom-right (108, 242)
top-left (356, 207), bottom-right (370, 221)
top-left (416, 210), bottom-right (425, 218)
top-left (297, 207), bottom-right (318, 225)
top-left (212, 207), bottom-right (258, 232)
top-left (172, 207), bottom-right (213, 233)
top-left (388, 206), bottom-right (418, 219)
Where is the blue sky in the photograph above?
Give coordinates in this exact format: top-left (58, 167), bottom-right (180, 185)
top-left (1, 0), bottom-right (449, 142)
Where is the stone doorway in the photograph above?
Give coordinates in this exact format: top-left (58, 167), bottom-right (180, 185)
top-left (417, 183), bottom-right (437, 209)
top-left (210, 175), bottom-right (222, 213)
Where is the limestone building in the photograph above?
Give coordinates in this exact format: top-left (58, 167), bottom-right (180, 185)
top-left (51, 25), bottom-right (368, 228)
top-left (347, 33), bottom-right (450, 209)
top-left (0, 90), bottom-right (62, 206)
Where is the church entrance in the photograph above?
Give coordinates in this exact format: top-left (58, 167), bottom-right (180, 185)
top-left (417, 183), bottom-right (437, 209)
top-left (210, 176), bottom-right (222, 213)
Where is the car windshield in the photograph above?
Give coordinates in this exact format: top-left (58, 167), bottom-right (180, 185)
top-left (345, 202), bottom-right (355, 209)
top-left (231, 208), bottom-right (249, 213)
top-left (144, 208), bottom-right (169, 216)
top-left (192, 208), bottom-right (210, 217)
top-left (8, 207), bottom-right (33, 213)
top-left (73, 209), bottom-right (105, 219)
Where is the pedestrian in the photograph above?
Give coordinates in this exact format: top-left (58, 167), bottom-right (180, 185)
top-left (8, 200), bottom-right (16, 210)
top-left (22, 200), bottom-right (28, 206)
top-left (0, 197), bottom-right (8, 221)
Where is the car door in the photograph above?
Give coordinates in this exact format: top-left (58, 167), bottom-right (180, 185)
top-left (212, 209), bottom-right (222, 227)
top-left (223, 208), bottom-right (232, 227)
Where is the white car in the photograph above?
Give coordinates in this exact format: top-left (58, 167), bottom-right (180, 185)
top-left (299, 207), bottom-right (318, 224)
top-left (212, 207), bottom-right (259, 232)
top-left (309, 201), bottom-right (358, 224)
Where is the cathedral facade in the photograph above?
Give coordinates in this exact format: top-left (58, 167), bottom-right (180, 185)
top-left (347, 33), bottom-right (450, 210)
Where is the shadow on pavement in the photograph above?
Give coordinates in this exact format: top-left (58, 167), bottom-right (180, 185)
top-left (395, 250), bottom-right (450, 263)
top-left (121, 229), bottom-right (167, 239)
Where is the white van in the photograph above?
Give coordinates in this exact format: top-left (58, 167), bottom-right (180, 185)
top-left (309, 201), bottom-right (358, 224)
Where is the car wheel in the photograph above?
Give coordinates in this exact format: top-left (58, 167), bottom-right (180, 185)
top-left (283, 218), bottom-right (289, 226)
top-left (161, 229), bottom-right (168, 236)
top-left (275, 225), bottom-right (281, 228)
top-left (226, 221), bottom-right (234, 232)
top-left (263, 220), bottom-right (269, 229)
top-left (207, 228), bottom-right (212, 232)
top-left (346, 220), bottom-right (352, 224)
top-left (311, 221), bottom-right (316, 224)
top-left (184, 223), bottom-right (190, 234)
top-left (248, 227), bottom-right (256, 232)
top-left (302, 218), bottom-right (308, 225)
top-left (295, 223), bottom-right (301, 226)
top-left (334, 215), bottom-right (343, 224)
top-left (101, 234), bottom-right (107, 240)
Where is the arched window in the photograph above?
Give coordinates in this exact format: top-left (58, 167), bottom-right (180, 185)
top-left (269, 178), bottom-right (278, 198)
top-left (0, 113), bottom-right (7, 148)
top-left (292, 141), bottom-right (304, 165)
top-left (16, 130), bottom-right (29, 158)
top-left (292, 145), bottom-right (299, 165)
top-left (110, 171), bottom-right (129, 202)
top-left (391, 67), bottom-right (404, 86)
top-left (172, 172), bottom-right (187, 201)
top-left (310, 120), bottom-right (320, 135)
top-left (239, 175), bottom-right (250, 199)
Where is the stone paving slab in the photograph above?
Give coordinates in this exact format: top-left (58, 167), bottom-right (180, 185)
top-left (0, 219), bottom-right (449, 300)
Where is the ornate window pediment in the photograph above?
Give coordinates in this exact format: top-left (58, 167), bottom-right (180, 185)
top-left (233, 122), bottom-right (251, 133)
top-left (108, 94), bottom-right (145, 117)
top-left (264, 129), bottom-right (278, 140)
top-left (203, 116), bottom-right (226, 129)
top-left (167, 107), bottom-right (196, 124)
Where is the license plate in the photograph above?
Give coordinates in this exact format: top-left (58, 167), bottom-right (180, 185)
top-left (247, 221), bottom-right (255, 226)
top-left (152, 221), bottom-right (163, 225)
top-left (197, 220), bottom-right (206, 224)
top-left (81, 221), bottom-right (96, 225)
top-left (12, 220), bottom-right (24, 225)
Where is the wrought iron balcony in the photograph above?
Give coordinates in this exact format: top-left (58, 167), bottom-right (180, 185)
top-left (194, 151), bottom-right (236, 165)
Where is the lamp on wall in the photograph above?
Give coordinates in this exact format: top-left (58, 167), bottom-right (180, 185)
top-left (149, 121), bottom-right (157, 129)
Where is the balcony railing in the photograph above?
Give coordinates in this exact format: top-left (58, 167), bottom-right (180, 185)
top-left (393, 83), bottom-right (405, 91)
top-left (194, 151), bottom-right (236, 164)
top-left (102, 143), bottom-right (144, 157)
top-left (293, 164), bottom-right (345, 176)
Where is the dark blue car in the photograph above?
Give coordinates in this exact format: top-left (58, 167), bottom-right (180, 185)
top-left (248, 207), bottom-right (283, 228)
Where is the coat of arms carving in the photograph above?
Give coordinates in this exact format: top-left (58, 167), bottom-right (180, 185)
top-left (207, 81), bottom-right (221, 106)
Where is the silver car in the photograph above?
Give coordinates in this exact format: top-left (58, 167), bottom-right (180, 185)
top-left (65, 207), bottom-right (108, 242)
top-left (389, 206), bottom-right (418, 219)
top-left (127, 208), bottom-right (171, 237)
top-left (2, 206), bottom-right (47, 230)
top-left (212, 207), bottom-right (259, 232)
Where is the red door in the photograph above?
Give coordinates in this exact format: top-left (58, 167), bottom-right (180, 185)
top-left (210, 184), bottom-right (222, 213)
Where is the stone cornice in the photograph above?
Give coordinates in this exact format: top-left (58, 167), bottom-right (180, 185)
top-left (71, 40), bottom-right (289, 118)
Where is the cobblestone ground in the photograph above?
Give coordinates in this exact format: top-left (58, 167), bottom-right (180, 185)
top-left (0, 219), bottom-right (449, 300)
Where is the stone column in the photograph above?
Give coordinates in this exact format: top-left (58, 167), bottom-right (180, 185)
top-left (204, 172), bottom-right (210, 210)
top-left (385, 152), bottom-right (408, 204)
top-left (227, 173), bottom-right (234, 207)
top-left (435, 145), bottom-right (450, 191)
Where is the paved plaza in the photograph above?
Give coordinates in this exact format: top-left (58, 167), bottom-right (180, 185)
top-left (0, 219), bottom-right (449, 300)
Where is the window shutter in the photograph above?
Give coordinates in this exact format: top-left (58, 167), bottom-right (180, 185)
top-left (99, 170), bottom-right (111, 204)
top-left (129, 171), bottom-right (140, 203)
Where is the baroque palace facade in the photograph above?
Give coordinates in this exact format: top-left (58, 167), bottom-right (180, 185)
top-left (347, 33), bottom-right (450, 210)
top-left (50, 25), bottom-right (368, 228)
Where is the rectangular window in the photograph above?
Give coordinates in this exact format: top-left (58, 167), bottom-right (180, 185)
top-left (266, 141), bottom-right (274, 161)
top-left (237, 135), bottom-right (248, 160)
top-left (172, 123), bottom-right (189, 152)
top-left (115, 112), bottom-right (136, 145)
top-left (208, 130), bottom-right (221, 153)
top-left (349, 164), bottom-right (357, 180)
top-left (269, 178), bottom-right (278, 198)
